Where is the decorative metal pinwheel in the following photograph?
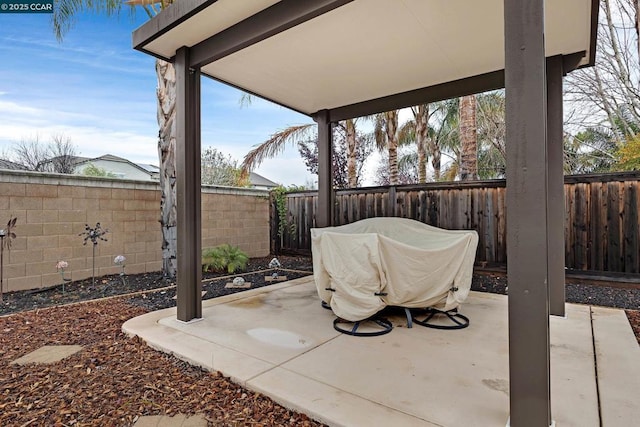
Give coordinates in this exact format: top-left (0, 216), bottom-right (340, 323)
top-left (79, 222), bottom-right (109, 287)
top-left (79, 222), bottom-right (109, 246)
top-left (0, 216), bottom-right (17, 301)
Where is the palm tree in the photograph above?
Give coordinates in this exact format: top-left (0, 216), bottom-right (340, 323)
top-left (374, 111), bottom-right (400, 185)
top-left (242, 119), bottom-right (367, 188)
top-left (241, 94), bottom-right (366, 188)
top-left (430, 99), bottom-right (459, 180)
top-left (373, 149), bottom-right (419, 185)
top-left (412, 104), bottom-right (429, 183)
top-left (242, 124), bottom-right (317, 172)
top-left (391, 105), bottom-right (431, 183)
top-left (53, 0), bottom-right (180, 277)
top-left (475, 91), bottom-right (506, 178)
top-left (345, 119), bottom-right (358, 188)
top-left (459, 94), bottom-right (478, 180)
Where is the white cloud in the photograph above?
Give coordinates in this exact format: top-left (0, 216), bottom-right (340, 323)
top-left (255, 157), bottom-right (315, 188)
top-left (0, 99), bottom-right (42, 116)
top-left (0, 15), bottom-right (315, 186)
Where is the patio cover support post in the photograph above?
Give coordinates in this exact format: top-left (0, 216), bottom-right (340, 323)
top-left (175, 46), bottom-right (202, 322)
top-left (505, 1), bottom-right (551, 426)
top-left (315, 110), bottom-right (333, 228)
top-left (547, 56), bottom-right (566, 317)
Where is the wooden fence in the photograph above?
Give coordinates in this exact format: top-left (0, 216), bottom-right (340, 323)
top-left (271, 171), bottom-right (640, 273)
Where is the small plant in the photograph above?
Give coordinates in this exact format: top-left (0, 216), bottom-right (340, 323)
top-left (202, 244), bottom-right (248, 274)
top-left (56, 260), bottom-right (71, 293)
top-left (114, 255), bottom-right (127, 286)
top-left (0, 216), bottom-right (17, 302)
top-left (272, 186), bottom-right (297, 250)
top-left (79, 222), bottom-right (109, 287)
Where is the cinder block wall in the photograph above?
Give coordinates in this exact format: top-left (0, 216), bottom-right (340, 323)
top-left (0, 171), bottom-right (270, 292)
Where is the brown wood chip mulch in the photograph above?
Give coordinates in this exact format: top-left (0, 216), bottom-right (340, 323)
top-left (0, 299), bottom-right (325, 427)
top-left (627, 310), bottom-right (640, 346)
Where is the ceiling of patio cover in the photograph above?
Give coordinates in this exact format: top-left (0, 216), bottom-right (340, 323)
top-left (133, 0), bottom-right (597, 118)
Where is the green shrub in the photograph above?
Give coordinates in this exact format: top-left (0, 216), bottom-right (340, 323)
top-left (202, 244), bottom-right (249, 274)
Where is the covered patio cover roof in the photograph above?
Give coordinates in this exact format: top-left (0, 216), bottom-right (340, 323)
top-left (132, 1), bottom-right (599, 426)
top-left (134, 0), bottom-right (596, 119)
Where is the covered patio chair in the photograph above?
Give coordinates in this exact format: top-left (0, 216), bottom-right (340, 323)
top-left (311, 217), bottom-right (479, 336)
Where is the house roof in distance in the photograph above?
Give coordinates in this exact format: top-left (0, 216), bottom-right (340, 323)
top-left (0, 159), bottom-right (28, 171)
top-left (74, 154), bottom-right (159, 176)
top-left (249, 171), bottom-right (278, 188)
top-left (75, 154), bottom-right (276, 187)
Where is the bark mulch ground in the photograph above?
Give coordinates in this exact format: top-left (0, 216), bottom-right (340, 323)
top-left (0, 300), bottom-right (321, 426)
top-left (0, 256), bottom-right (322, 427)
top-left (1, 257), bottom-right (639, 426)
top-left (627, 310), bottom-right (640, 345)
top-left (0, 256), bottom-right (313, 316)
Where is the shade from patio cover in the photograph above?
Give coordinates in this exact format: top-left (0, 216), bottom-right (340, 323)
top-left (311, 218), bottom-right (479, 322)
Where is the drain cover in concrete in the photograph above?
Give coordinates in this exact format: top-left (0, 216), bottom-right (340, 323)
top-left (133, 414), bottom-right (207, 427)
top-left (11, 345), bottom-right (83, 365)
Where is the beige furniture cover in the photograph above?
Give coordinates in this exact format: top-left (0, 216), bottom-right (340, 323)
top-left (311, 217), bottom-right (479, 322)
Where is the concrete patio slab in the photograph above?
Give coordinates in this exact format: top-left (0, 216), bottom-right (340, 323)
top-left (123, 277), bottom-right (640, 427)
top-left (11, 345), bottom-right (83, 365)
top-left (549, 304), bottom-right (600, 426)
top-left (592, 306), bottom-right (640, 426)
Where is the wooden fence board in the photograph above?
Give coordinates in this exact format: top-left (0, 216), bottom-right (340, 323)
top-left (599, 182), bottom-right (609, 271)
top-left (623, 183), bottom-right (639, 273)
top-left (576, 183), bottom-right (589, 270)
top-left (496, 187), bottom-right (507, 263)
top-left (588, 183), bottom-right (599, 270)
top-left (484, 188), bottom-right (494, 262)
top-left (565, 182), bottom-right (575, 268)
top-left (419, 191), bottom-right (427, 223)
top-left (274, 173), bottom-right (640, 273)
top-left (607, 182), bottom-right (621, 271)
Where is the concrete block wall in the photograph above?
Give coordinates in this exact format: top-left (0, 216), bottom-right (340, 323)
top-left (0, 171), bottom-right (270, 292)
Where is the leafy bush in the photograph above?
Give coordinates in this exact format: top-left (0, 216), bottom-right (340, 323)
top-left (202, 244), bottom-right (249, 274)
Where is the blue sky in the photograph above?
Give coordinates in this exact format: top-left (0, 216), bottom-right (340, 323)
top-left (0, 9), bottom-right (317, 186)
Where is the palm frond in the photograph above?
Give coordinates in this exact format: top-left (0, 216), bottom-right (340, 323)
top-left (398, 151), bottom-right (418, 169)
top-left (239, 92), bottom-right (253, 108)
top-left (398, 120), bottom-right (416, 146)
top-left (373, 114), bottom-right (386, 151)
top-left (241, 124), bottom-right (316, 171)
top-left (441, 162), bottom-right (459, 182)
top-left (53, 0), bottom-right (125, 41)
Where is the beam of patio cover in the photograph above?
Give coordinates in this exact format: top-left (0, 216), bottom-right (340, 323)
top-left (324, 70), bottom-right (505, 123)
top-left (315, 110), bottom-right (333, 228)
top-left (189, 0), bottom-right (354, 68)
top-left (132, 0), bottom-right (216, 56)
top-left (547, 56), bottom-right (566, 317)
top-left (175, 47), bottom-right (203, 322)
top-left (505, 0), bottom-right (552, 425)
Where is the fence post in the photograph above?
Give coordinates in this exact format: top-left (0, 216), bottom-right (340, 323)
top-left (388, 186), bottom-right (397, 216)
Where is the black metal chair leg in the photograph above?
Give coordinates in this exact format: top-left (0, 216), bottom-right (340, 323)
top-left (411, 308), bottom-right (470, 330)
top-left (333, 317), bottom-right (393, 337)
